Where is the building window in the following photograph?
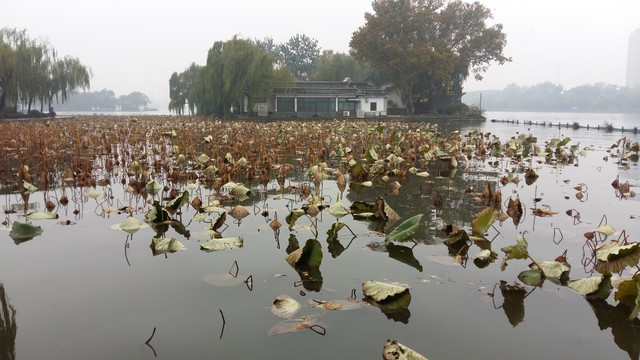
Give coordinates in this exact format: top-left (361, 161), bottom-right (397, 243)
top-left (338, 98), bottom-right (356, 112)
top-left (370, 102), bottom-right (377, 111)
top-left (297, 97), bottom-right (335, 112)
top-left (277, 97), bottom-right (295, 112)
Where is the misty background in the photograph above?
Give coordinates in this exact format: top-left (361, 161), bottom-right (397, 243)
top-left (2, 0), bottom-right (640, 110)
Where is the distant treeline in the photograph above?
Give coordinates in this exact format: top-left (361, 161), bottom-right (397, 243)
top-left (463, 82), bottom-right (640, 112)
top-left (56, 89), bottom-right (152, 111)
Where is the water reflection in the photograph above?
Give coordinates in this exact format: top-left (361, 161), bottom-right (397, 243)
top-left (587, 299), bottom-right (640, 360)
top-left (0, 284), bottom-right (16, 360)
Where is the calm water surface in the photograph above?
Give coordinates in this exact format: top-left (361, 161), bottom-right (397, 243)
top-left (1, 112), bottom-right (640, 359)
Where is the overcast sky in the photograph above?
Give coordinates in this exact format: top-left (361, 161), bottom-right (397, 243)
top-left (3, 0), bottom-right (640, 107)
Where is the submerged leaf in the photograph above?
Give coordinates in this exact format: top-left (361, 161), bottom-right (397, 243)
top-left (382, 340), bottom-right (427, 360)
top-left (310, 298), bottom-right (362, 311)
top-left (268, 314), bottom-right (320, 335)
top-left (9, 221), bottom-right (43, 241)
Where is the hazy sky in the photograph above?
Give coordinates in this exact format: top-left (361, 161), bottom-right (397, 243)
top-left (3, 0), bottom-right (640, 107)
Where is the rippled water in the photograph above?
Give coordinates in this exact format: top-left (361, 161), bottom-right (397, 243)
top-left (1, 112), bottom-right (639, 359)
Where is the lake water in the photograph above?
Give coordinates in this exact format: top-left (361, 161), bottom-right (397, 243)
top-left (1, 112), bottom-right (640, 359)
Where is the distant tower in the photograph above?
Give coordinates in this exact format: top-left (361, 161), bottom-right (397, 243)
top-left (627, 29), bottom-right (640, 88)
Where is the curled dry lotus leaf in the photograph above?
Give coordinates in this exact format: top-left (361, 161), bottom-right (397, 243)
top-left (328, 201), bottom-right (350, 218)
top-left (145, 179), bottom-right (162, 196)
top-left (200, 237), bottom-right (243, 252)
top-left (22, 180), bottom-right (37, 194)
top-left (24, 212), bottom-right (59, 220)
top-left (568, 274), bottom-right (612, 300)
top-left (176, 154), bottom-right (188, 167)
top-left (197, 153), bottom-right (210, 163)
top-left (228, 205), bottom-right (249, 220)
top-left (271, 294), bottom-right (301, 318)
top-left (596, 223), bottom-right (616, 236)
top-left (594, 241), bottom-right (640, 273)
top-left (362, 280), bottom-right (410, 302)
top-left (118, 216), bottom-right (143, 235)
top-left (150, 237), bottom-right (185, 254)
top-left (382, 340), bottom-right (428, 360)
top-left (86, 188), bottom-right (102, 199)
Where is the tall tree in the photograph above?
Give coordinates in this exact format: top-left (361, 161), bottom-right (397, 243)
top-left (173, 36), bottom-right (295, 118)
top-left (310, 50), bottom-right (372, 81)
top-left (279, 34), bottom-right (320, 80)
top-left (350, 0), bottom-right (509, 113)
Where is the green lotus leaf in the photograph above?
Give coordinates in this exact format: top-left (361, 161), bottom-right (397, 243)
top-left (145, 179), bottom-right (162, 196)
top-left (613, 276), bottom-right (640, 319)
top-left (471, 207), bottom-right (499, 236)
top-left (500, 235), bottom-right (529, 271)
top-left (518, 269), bottom-right (545, 287)
top-left (285, 239), bottom-right (323, 268)
top-left (530, 261), bottom-right (571, 278)
top-left (144, 201), bottom-right (172, 224)
top-left (385, 214), bottom-right (423, 244)
top-left (365, 145), bottom-right (378, 162)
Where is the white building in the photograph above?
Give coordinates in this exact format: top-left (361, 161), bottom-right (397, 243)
top-left (627, 29), bottom-right (640, 89)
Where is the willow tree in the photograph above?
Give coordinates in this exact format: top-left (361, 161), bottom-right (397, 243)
top-left (350, 0), bottom-right (509, 114)
top-left (169, 62), bottom-right (201, 115)
top-left (0, 27), bottom-right (91, 115)
top-left (177, 36), bottom-right (295, 118)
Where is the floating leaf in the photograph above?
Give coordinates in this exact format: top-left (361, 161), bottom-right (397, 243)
top-left (285, 239), bottom-right (323, 268)
top-left (150, 237), bottom-right (185, 255)
top-left (382, 340), bottom-right (427, 360)
top-left (568, 274), bottom-right (612, 300)
top-left (594, 241), bottom-right (640, 273)
top-left (385, 214), bottom-right (423, 244)
top-left (9, 221), bottom-right (43, 241)
top-left (471, 207), bottom-right (498, 236)
top-left (500, 235), bottom-right (530, 271)
top-left (200, 237), bottom-right (243, 252)
top-left (362, 280), bottom-right (410, 303)
top-left (531, 208), bottom-right (559, 217)
top-left (24, 212), bottom-right (59, 220)
top-left (271, 295), bottom-right (301, 318)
